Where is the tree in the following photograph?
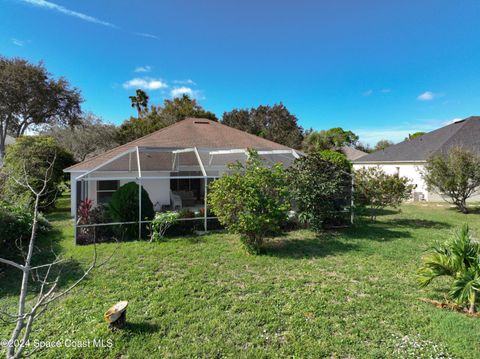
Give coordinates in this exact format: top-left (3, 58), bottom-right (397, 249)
top-left (355, 166), bottom-right (414, 221)
top-left (208, 150), bottom-right (290, 254)
top-left (355, 142), bottom-right (373, 153)
top-left (43, 113), bottom-right (118, 161)
top-left (422, 147), bottom-right (480, 213)
top-left (303, 128), bottom-right (358, 153)
top-left (318, 150), bottom-right (352, 171)
top-left (117, 106), bottom-right (176, 144)
top-left (0, 157), bottom-right (115, 359)
top-left (374, 139), bottom-right (394, 151)
top-left (129, 89), bottom-right (149, 118)
top-left (1, 136), bottom-right (74, 210)
top-left (117, 95), bottom-right (215, 144)
top-left (108, 182), bottom-right (155, 239)
top-left (0, 56), bottom-right (82, 161)
top-left (163, 94), bottom-right (217, 122)
top-left (405, 132), bottom-right (425, 141)
top-left (418, 224), bottom-right (480, 314)
top-left (288, 152), bottom-right (352, 231)
top-left (222, 104), bottom-right (304, 149)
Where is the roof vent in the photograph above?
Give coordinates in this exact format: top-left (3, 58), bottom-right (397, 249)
top-left (193, 120), bottom-right (210, 124)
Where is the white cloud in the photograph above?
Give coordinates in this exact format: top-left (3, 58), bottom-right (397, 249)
top-left (381, 88), bottom-right (391, 93)
top-left (135, 32), bottom-right (159, 39)
top-left (11, 38), bottom-right (25, 46)
top-left (21, 0), bottom-right (117, 28)
top-left (173, 79), bottom-right (196, 85)
top-left (134, 65), bottom-right (152, 73)
top-left (362, 89), bottom-right (373, 96)
top-left (123, 77), bottom-right (168, 90)
top-left (170, 86), bottom-right (194, 98)
top-left (417, 91), bottom-right (435, 101)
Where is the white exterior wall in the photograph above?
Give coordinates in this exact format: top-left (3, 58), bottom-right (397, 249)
top-left (353, 163), bottom-right (480, 202)
top-left (353, 162), bottom-right (429, 201)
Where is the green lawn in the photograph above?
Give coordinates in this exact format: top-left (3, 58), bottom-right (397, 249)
top-left (1, 197), bottom-right (480, 358)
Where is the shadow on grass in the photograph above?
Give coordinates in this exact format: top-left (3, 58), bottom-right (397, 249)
top-left (125, 321), bottom-right (160, 334)
top-left (263, 234), bottom-right (359, 259)
top-left (384, 218), bottom-right (452, 229)
top-left (0, 225), bottom-right (91, 298)
top-left (330, 222), bottom-right (413, 244)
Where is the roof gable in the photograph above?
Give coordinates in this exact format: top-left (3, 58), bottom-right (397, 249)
top-left (354, 116), bottom-right (480, 163)
top-left (66, 118), bottom-right (291, 171)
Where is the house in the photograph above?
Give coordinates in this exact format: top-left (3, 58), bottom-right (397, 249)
top-left (353, 116), bottom-right (480, 201)
top-left (64, 118), bottom-right (301, 237)
top-left (0, 135), bottom-right (16, 167)
top-left (340, 146), bottom-right (367, 161)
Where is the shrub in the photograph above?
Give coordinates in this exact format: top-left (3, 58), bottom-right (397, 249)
top-left (0, 136), bottom-right (74, 210)
top-left (0, 202), bottom-right (50, 258)
top-left (208, 150), bottom-right (290, 254)
top-left (422, 146), bottom-right (480, 213)
top-left (288, 152), bottom-right (352, 231)
top-left (355, 166), bottom-right (413, 221)
top-left (89, 204), bottom-right (114, 241)
top-left (149, 211), bottom-right (180, 242)
top-left (319, 150), bottom-right (352, 171)
top-left (418, 224), bottom-right (480, 314)
top-left (108, 182), bottom-right (154, 239)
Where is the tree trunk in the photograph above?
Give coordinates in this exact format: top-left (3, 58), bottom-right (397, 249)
top-left (458, 199), bottom-right (468, 214)
top-left (7, 194), bottom-right (40, 359)
top-left (469, 292), bottom-right (476, 314)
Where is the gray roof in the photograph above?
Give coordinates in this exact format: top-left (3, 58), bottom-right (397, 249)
top-left (340, 146), bottom-right (368, 161)
top-left (354, 116), bottom-right (480, 163)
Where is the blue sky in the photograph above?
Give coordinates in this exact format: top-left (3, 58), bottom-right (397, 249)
top-left (1, 0), bottom-right (480, 144)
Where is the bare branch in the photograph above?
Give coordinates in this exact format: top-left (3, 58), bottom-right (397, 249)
top-left (0, 258), bottom-right (24, 271)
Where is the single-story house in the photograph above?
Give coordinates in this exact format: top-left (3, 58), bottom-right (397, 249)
top-left (340, 146), bottom-right (368, 161)
top-left (0, 135), bottom-right (16, 167)
top-left (353, 116), bottom-right (480, 201)
top-left (64, 118), bottom-right (301, 237)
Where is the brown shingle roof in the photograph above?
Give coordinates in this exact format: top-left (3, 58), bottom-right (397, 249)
top-left (65, 118), bottom-right (291, 172)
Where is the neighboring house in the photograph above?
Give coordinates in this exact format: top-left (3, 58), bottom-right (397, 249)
top-left (0, 135), bottom-right (16, 167)
top-left (353, 116), bottom-right (480, 201)
top-left (64, 118), bottom-right (301, 221)
top-left (340, 146), bottom-right (368, 161)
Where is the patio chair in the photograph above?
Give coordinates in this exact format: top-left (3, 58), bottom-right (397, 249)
top-left (170, 190), bottom-right (182, 210)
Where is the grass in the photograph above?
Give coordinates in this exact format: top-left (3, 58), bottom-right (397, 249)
top-left (1, 197), bottom-right (480, 358)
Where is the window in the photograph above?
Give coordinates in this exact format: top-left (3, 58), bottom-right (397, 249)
top-left (97, 180), bottom-right (119, 204)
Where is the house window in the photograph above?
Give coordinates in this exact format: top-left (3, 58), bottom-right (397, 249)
top-left (97, 180), bottom-right (119, 204)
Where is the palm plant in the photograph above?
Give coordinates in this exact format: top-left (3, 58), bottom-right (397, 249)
top-left (418, 224), bottom-right (480, 314)
top-left (129, 89), bottom-right (149, 118)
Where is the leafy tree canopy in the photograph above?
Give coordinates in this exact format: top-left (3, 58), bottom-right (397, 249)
top-left (318, 150), bottom-right (352, 171)
top-left (118, 94), bottom-right (216, 144)
top-left (129, 89), bottom-right (149, 118)
top-left (163, 94), bottom-right (218, 122)
top-left (422, 146), bottom-right (480, 213)
top-left (208, 150), bottom-right (290, 254)
top-left (44, 113), bottom-right (118, 161)
top-left (222, 103), bottom-right (304, 149)
top-left (405, 132), bottom-right (426, 141)
top-left (1, 136), bottom-right (74, 210)
top-left (288, 152), bottom-right (352, 231)
top-left (374, 139), bottom-right (394, 151)
top-left (0, 56), bottom-right (82, 160)
top-left (355, 166), bottom-right (413, 221)
top-left (303, 127), bottom-right (358, 153)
